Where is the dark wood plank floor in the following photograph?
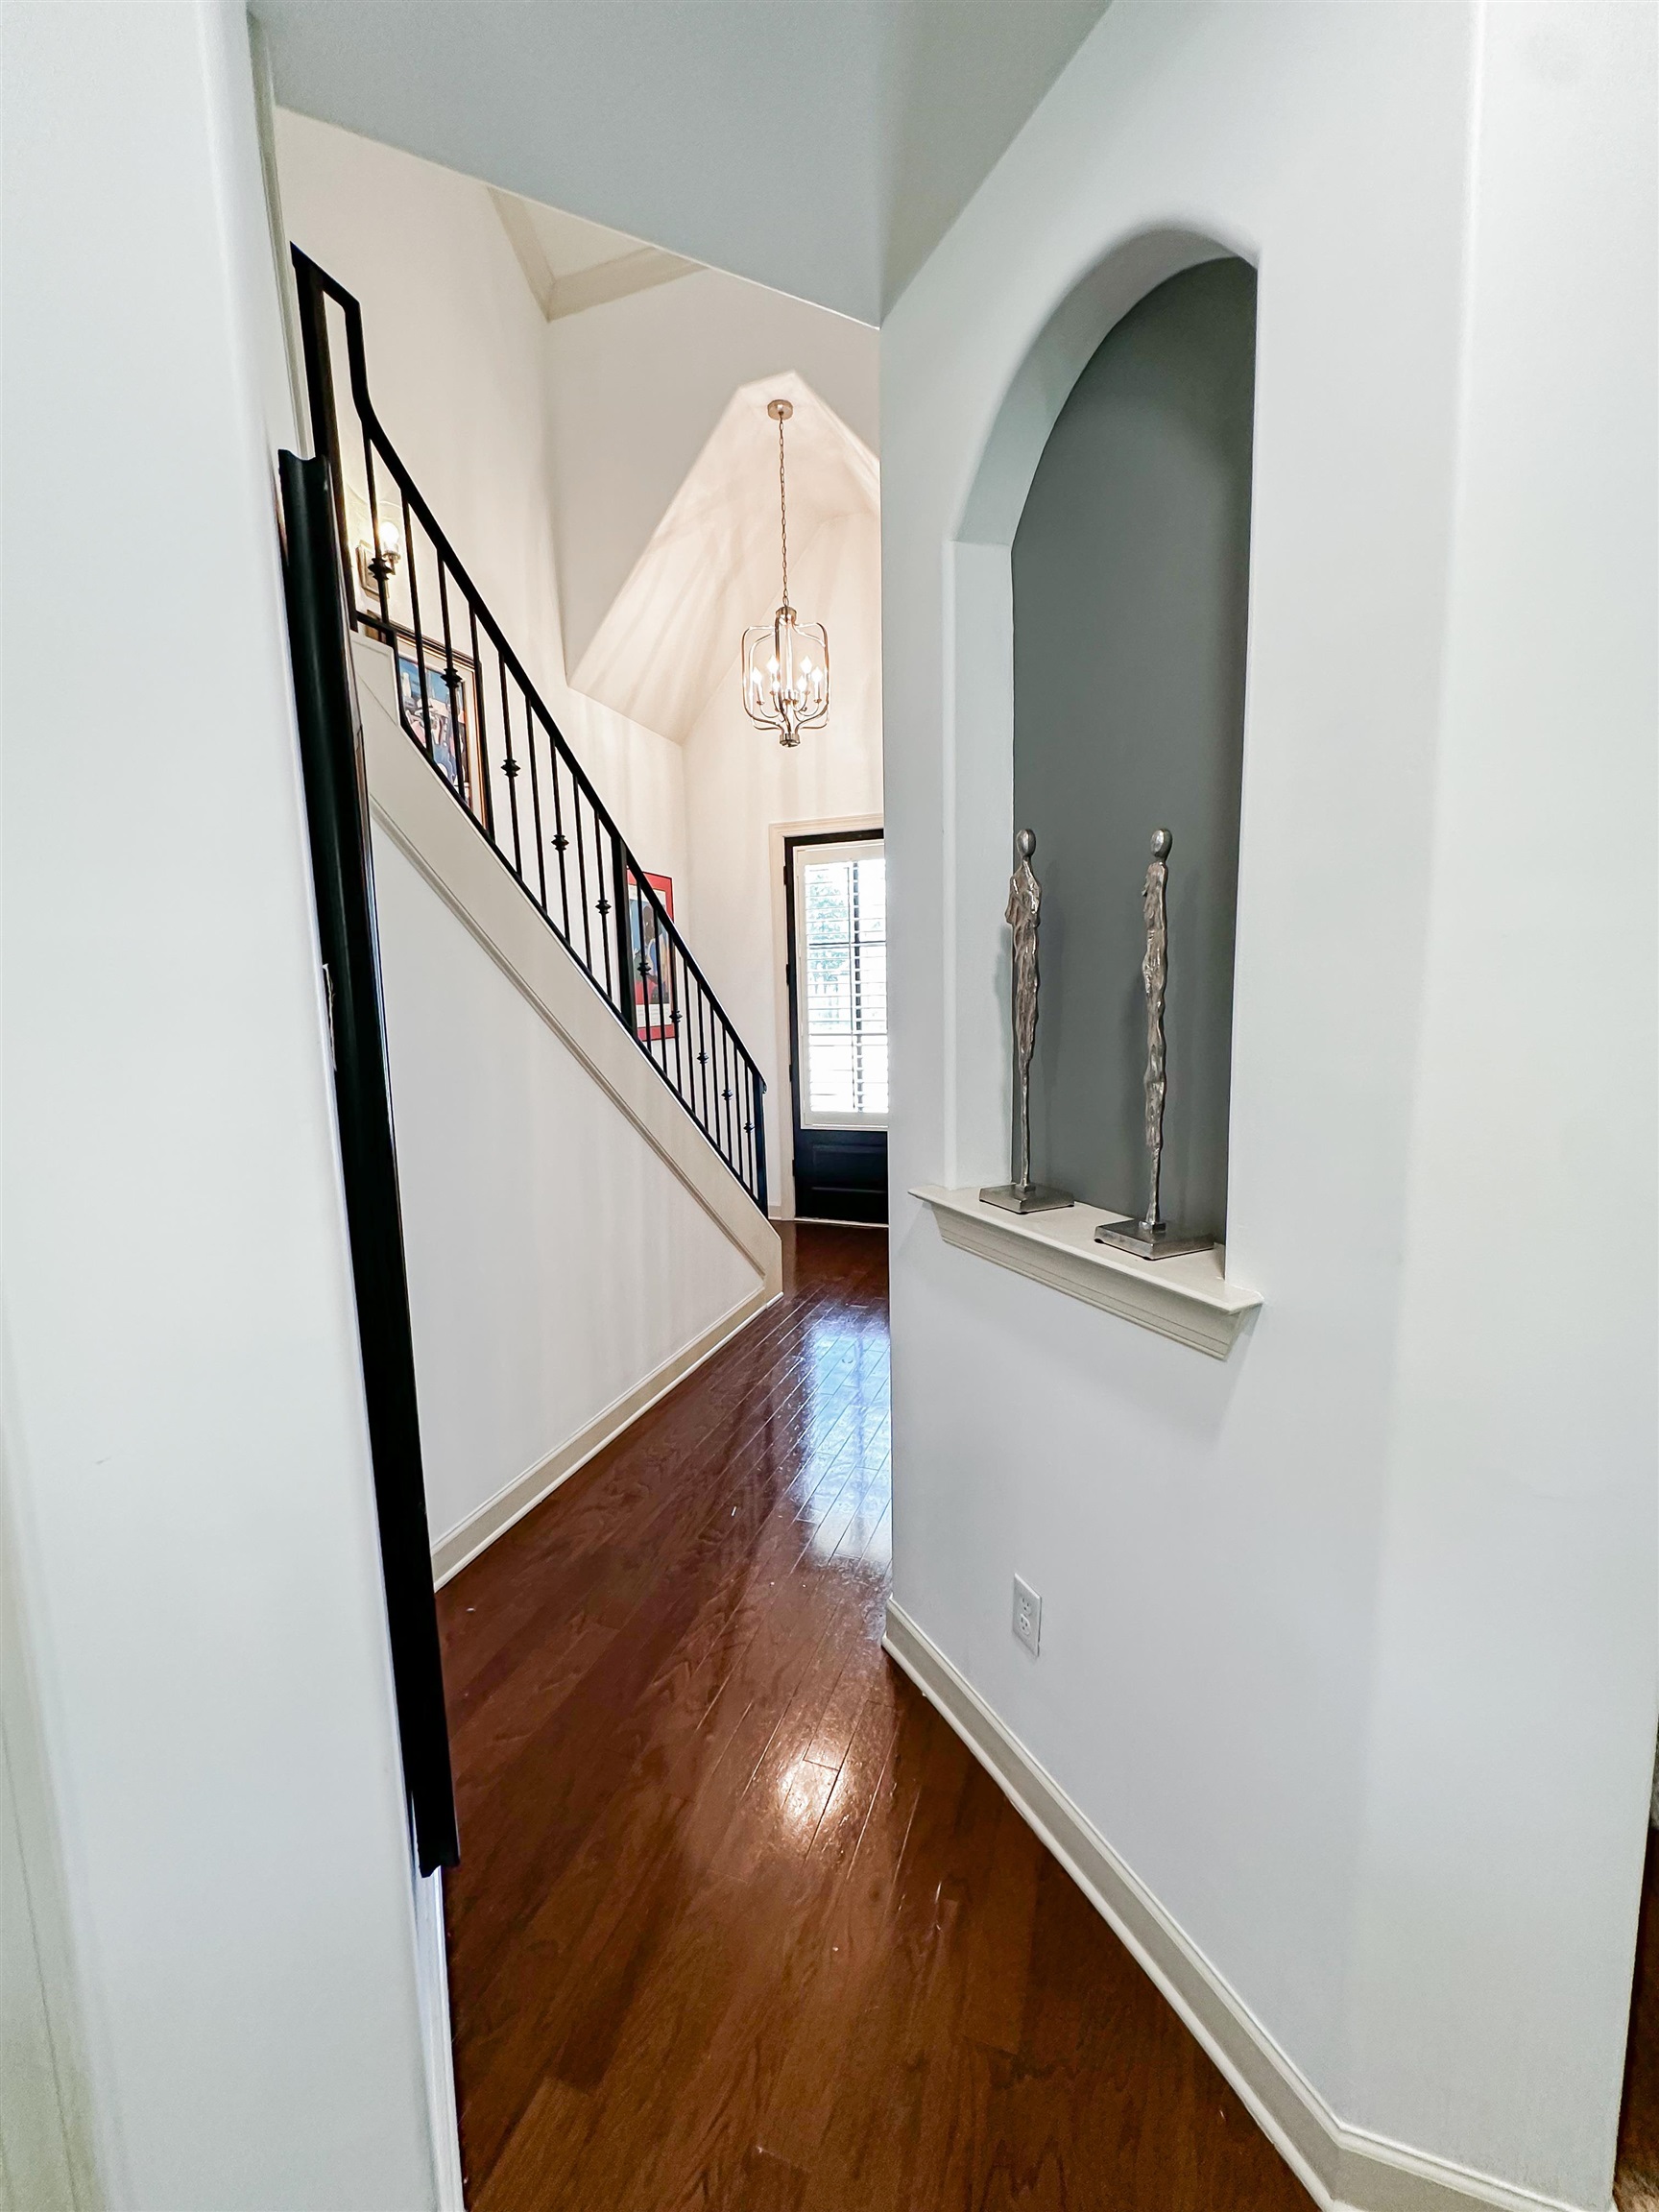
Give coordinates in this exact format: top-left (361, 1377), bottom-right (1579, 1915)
top-left (1619, 1829), bottom-right (1659, 2210)
top-left (439, 1222), bottom-right (1312, 2211)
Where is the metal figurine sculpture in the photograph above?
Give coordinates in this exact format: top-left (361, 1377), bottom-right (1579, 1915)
top-left (1095, 828), bottom-right (1214, 1261)
top-left (980, 829), bottom-right (1072, 1215)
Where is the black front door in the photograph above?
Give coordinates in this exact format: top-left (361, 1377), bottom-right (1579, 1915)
top-left (785, 830), bottom-right (887, 1224)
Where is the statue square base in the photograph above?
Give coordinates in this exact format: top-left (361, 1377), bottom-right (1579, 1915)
top-left (1094, 1216), bottom-right (1215, 1262)
top-left (979, 1182), bottom-right (1074, 1215)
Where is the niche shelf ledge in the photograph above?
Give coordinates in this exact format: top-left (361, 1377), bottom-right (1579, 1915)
top-left (911, 1185), bottom-right (1261, 1359)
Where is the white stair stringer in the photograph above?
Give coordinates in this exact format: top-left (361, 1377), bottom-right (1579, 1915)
top-left (349, 633), bottom-right (782, 1581)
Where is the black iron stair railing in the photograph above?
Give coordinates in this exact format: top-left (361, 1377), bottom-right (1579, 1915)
top-left (291, 248), bottom-right (767, 1213)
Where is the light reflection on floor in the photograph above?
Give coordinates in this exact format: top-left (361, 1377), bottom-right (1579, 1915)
top-left (797, 1302), bottom-right (891, 1566)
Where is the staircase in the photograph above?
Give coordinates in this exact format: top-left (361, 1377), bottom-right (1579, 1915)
top-left (290, 249), bottom-right (768, 1214)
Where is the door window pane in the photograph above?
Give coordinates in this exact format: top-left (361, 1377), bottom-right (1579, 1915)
top-left (799, 849), bottom-right (887, 1122)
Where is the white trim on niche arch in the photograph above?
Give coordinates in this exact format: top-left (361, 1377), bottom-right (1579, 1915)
top-left (940, 222), bottom-right (1257, 1195)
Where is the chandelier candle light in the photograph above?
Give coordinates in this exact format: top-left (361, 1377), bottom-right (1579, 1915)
top-left (742, 397), bottom-right (830, 747)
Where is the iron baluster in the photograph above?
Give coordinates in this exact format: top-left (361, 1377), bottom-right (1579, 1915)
top-left (694, 981), bottom-right (711, 1140)
top-left (468, 605), bottom-right (495, 842)
top-left (740, 1051), bottom-right (754, 1195)
top-left (435, 560), bottom-right (464, 807)
top-left (719, 1021), bottom-right (734, 1170)
top-left (571, 794), bottom-right (595, 981)
top-left (752, 1065), bottom-right (769, 1213)
top-left (495, 656), bottom-right (523, 878)
top-left (612, 839), bottom-right (634, 1031)
top-left (547, 744), bottom-right (571, 944)
top-left (402, 493), bottom-right (435, 764)
top-left (667, 939), bottom-right (685, 1109)
top-left (363, 429), bottom-right (395, 648)
top-left (521, 685), bottom-right (549, 915)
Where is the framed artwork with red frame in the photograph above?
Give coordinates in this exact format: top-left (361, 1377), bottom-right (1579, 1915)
top-left (632, 872), bottom-right (677, 1042)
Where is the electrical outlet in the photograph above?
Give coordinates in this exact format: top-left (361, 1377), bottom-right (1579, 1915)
top-left (1012, 1575), bottom-right (1042, 1658)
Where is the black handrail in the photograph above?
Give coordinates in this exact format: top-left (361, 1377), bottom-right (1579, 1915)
top-left (290, 248), bottom-right (768, 1214)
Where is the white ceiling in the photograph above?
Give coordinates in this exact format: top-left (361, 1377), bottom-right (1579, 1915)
top-left (253, 0), bottom-right (1113, 325)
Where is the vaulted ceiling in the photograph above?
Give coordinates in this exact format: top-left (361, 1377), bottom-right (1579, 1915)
top-left (572, 371), bottom-right (878, 745)
top-left (487, 192), bottom-right (702, 322)
top-left (253, 0), bottom-right (1112, 325)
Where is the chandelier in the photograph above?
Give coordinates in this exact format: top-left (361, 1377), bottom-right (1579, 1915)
top-left (742, 397), bottom-right (829, 747)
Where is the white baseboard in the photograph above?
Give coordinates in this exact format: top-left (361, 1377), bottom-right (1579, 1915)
top-left (881, 1601), bottom-right (1608, 2212)
top-left (432, 1285), bottom-right (779, 1586)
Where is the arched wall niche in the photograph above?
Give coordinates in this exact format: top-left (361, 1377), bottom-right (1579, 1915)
top-left (942, 222), bottom-right (1257, 1196)
top-left (957, 226), bottom-right (1238, 550)
top-left (1015, 256), bottom-right (1256, 1238)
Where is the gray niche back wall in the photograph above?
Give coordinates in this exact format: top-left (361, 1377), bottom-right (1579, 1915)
top-left (1012, 256), bottom-right (1257, 1241)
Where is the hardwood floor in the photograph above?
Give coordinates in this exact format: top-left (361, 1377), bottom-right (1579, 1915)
top-left (438, 1222), bottom-right (1312, 2211)
top-left (1619, 1829), bottom-right (1659, 2210)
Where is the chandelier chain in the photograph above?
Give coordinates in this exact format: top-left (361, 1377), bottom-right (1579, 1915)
top-left (778, 408), bottom-right (789, 609)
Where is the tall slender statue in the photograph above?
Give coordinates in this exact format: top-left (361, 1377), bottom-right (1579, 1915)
top-left (1140, 827), bottom-right (1172, 1230)
top-left (981, 829), bottom-right (1072, 1215)
top-left (1096, 828), bottom-right (1214, 1260)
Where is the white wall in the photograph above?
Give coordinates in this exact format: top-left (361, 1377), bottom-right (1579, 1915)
top-left (0, 1411), bottom-right (94, 2212)
top-left (2, 6), bottom-right (438, 2206)
top-left (883, 6), bottom-right (1656, 2210)
top-left (1341, 1), bottom-right (1658, 2177)
top-left (370, 827), bottom-right (763, 1558)
top-left (275, 108), bottom-right (688, 887)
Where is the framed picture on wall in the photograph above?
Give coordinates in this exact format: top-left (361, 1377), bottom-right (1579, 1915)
top-left (394, 636), bottom-right (477, 807)
top-left (632, 873), bottom-right (677, 1042)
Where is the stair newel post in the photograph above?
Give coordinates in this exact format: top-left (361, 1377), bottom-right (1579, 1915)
top-left (612, 832), bottom-right (636, 1035)
top-left (752, 1067), bottom-right (768, 1214)
top-left (289, 251), bottom-right (351, 601)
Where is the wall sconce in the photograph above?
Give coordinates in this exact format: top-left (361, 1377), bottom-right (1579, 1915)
top-left (355, 514), bottom-right (403, 595)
